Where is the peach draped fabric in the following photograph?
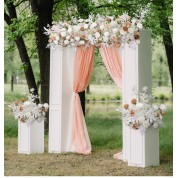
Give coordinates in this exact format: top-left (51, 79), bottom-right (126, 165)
top-left (99, 45), bottom-right (122, 89)
top-left (72, 45), bottom-right (95, 154)
top-left (99, 45), bottom-right (122, 160)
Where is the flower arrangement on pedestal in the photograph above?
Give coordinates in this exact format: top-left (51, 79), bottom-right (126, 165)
top-left (44, 13), bottom-right (143, 48)
top-left (8, 88), bottom-right (49, 126)
top-left (121, 86), bottom-right (167, 132)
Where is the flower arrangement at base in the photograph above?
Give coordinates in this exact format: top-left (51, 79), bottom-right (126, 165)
top-left (44, 13), bottom-right (143, 48)
top-left (8, 88), bottom-right (49, 126)
top-left (121, 86), bottom-right (167, 132)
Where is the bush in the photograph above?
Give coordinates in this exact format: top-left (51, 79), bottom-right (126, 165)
top-left (101, 97), bottom-right (105, 101)
top-left (159, 94), bottom-right (165, 100)
top-left (115, 95), bottom-right (121, 100)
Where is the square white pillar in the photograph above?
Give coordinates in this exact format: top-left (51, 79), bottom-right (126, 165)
top-left (49, 47), bottom-right (75, 153)
top-left (18, 120), bottom-right (44, 154)
top-left (122, 30), bottom-right (159, 167)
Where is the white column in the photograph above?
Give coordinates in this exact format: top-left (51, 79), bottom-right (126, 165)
top-left (122, 30), bottom-right (159, 167)
top-left (18, 120), bottom-right (44, 154)
top-left (49, 46), bottom-right (75, 153)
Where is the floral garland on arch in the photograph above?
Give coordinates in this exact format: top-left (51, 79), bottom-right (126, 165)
top-left (44, 13), bottom-right (143, 48)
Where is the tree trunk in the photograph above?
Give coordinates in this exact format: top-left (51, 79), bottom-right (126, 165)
top-left (11, 75), bottom-right (14, 92)
top-left (30, 0), bottom-right (53, 132)
top-left (160, 19), bottom-right (173, 91)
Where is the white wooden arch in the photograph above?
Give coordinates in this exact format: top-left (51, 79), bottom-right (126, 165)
top-left (48, 29), bottom-right (159, 167)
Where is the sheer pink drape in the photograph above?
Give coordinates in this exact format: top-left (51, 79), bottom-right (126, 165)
top-left (72, 45), bottom-right (95, 155)
top-left (99, 45), bottom-right (122, 89)
top-left (99, 45), bottom-right (122, 160)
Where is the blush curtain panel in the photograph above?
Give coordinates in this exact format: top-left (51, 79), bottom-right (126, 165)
top-left (99, 45), bottom-right (122, 89)
top-left (99, 45), bottom-right (122, 159)
top-left (71, 45), bottom-right (95, 155)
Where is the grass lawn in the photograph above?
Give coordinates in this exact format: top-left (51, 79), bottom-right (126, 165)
top-left (4, 84), bottom-right (173, 176)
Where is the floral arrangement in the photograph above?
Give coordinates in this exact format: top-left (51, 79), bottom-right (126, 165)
top-left (121, 86), bottom-right (167, 132)
top-left (44, 13), bottom-right (143, 48)
top-left (8, 88), bottom-right (49, 125)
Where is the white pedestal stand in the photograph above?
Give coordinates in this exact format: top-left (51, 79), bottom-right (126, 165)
top-left (18, 120), bottom-right (44, 154)
top-left (122, 30), bottom-right (159, 167)
top-left (49, 47), bottom-right (75, 153)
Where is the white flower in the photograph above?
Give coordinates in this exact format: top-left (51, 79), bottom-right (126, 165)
top-left (74, 36), bottom-right (80, 41)
top-left (79, 40), bottom-right (85, 45)
top-left (104, 31), bottom-right (110, 37)
top-left (24, 101), bottom-right (30, 107)
top-left (43, 103), bottom-right (49, 109)
top-left (67, 28), bottom-right (73, 34)
top-left (137, 22), bottom-right (143, 29)
top-left (143, 120), bottom-right (150, 128)
top-left (90, 22), bottom-right (97, 29)
top-left (120, 29), bottom-right (126, 35)
top-left (38, 104), bottom-right (42, 108)
top-left (64, 40), bottom-right (70, 45)
top-left (70, 38), bottom-right (74, 42)
top-left (160, 104), bottom-right (167, 111)
top-left (103, 36), bottom-right (108, 42)
top-left (136, 103), bottom-right (143, 109)
top-left (53, 40), bottom-right (58, 45)
top-left (128, 27), bottom-right (134, 34)
top-left (95, 32), bottom-right (100, 38)
top-left (153, 105), bottom-right (158, 111)
top-left (78, 19), bottom-right (84, 23)
top-left (100, 24), bottom-right (105, 30)
top-left (84, 24), bottom-right (89, 29)
top-left (61, 32), bottom-right (67, 37)
top-left (111, 21), bottom-right (117, 27)
top-left (152, 122), bottom-right (159, 128)
top-left (66, 35), bottom-right (71, 40)
top-left (30, 88), bottom-right (35, 92)
top-left (131, 18), bottom-right (137, 24)
top-left (88, 34), bottom-right (93, 40)
top-left (61, 28), bottom-right (66, 31)
top-left (137, 116), bottom-right (145, 124)
top-left (112, 28), bottom-right (118, 33)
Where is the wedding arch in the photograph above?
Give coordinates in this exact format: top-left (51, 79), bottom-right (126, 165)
top-left (45, 14), bottom-right (158, 167)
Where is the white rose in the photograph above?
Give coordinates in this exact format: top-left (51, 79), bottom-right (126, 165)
top-left (128, 27), bottom-right (134, 34)
top-left (70, 38), bottom-right (74, 42)
top-left (30, 88), bottom-right (35, 92)
top-left (67, 28), bottom-right (73, 34)
top-left (24, 101), bottom-right (30, 107)
top-left (160, 104), bottom-right (167, 111)
top-left (64, 40), bottom-right (70, 45)
top-left (53, 40), bottom-right (58, 45)
top-left (54, 35), bottom-right (59, 41)
top-left (78, 19), bottom-right (84, 23)
top-left (90, 22), bottom-right (97, 29)
top-left (84, 24), bottom-right (89, 29)
top-left (61, 28), bottom-right (66, 31)
top-left (61, 32), bottom-right (67, 37)
top-left (112, 28), bottom-right (118, 33)
top-left (111, 21), bottom-right (117, 27)
top-left (66, 35), bottom-right (70, 40)
top-left (131, 18), bottom-right (137, 24)
top-left (43, 103), bottom-right (49, 109)
top-left (104, 31), bottom-right (110, 37)
top-left (95, 32), bottom-right (100, 38)
top-left (137, 22), bottom-right (143, 29)
top-left (152, 122), bottom-right (159, 129)
top-left (137, 116), bottom-right (145, 124)
top-left (79, 40), bottom-right (85, 45)
top-left (74, 36), bottom-right (80, 41)
top-left (120, 29), bottom-right (126, 35)
top-left (103, 36), bottom-right (108, 42)
top-left (143, 120), bottom-right (150, 128)
top-left (38, 104), bottom-right (42, 108)
top-left (136, 103), bottom-right (143, 109)
top-left (100, 24), bottom-right (105, 30)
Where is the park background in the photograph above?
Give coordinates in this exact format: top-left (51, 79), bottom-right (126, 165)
top-left (4, 0), bottom-right (173, 176)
